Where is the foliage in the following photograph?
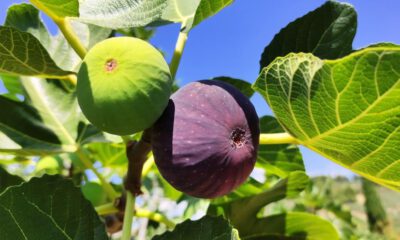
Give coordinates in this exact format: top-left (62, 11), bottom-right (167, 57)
top-left (361, 179), bottom-right (390, 234)
top-left (0, 0), bottom-right (398, 239)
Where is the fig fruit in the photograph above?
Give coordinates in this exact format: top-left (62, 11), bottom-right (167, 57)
top-left (77, 37), bottom-right (172, 135)
top-left (152, 80), bottom-right (260, 198)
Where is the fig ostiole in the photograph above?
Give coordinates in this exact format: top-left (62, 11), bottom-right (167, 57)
top-left (152, 80), bottom-right (260, 198)
top-left (77, 37), bottom-right (172, 135)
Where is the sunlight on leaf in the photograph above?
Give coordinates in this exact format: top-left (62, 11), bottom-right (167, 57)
top-left (254, 45), bottom-right (400, 191)
top-left (79, 0), bottom-right (168, 28)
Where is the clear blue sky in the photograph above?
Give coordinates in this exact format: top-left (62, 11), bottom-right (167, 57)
top-left (1, 0), bottom-right (399, 176)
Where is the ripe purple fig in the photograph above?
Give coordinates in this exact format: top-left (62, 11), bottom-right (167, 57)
top-left (152, 80), bottom-right (260, 198)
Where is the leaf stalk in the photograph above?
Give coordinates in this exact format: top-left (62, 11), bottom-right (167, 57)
top-left (55, 18), bottom-right (87, 59)
top-left (169, 30), bottom-right (188, 79)
top-left (259, 133), bottom-right (298, 145)
top-left (95, 203), bottom-right (176, 228)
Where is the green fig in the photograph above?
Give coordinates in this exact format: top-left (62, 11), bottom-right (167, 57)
top-left (77, 37), bottom-right (172, 135)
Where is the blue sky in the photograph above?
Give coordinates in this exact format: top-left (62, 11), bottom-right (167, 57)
top-left (1, 0), bottom-right (399, 176)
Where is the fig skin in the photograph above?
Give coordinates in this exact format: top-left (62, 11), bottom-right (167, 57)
top-left (77, 37), bottom-right (172, 135)
top-left (152, 80), bottom-right (260, 198)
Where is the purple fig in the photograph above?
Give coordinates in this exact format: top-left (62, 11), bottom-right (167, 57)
top-left (152, 80), bottom-right (260, 198)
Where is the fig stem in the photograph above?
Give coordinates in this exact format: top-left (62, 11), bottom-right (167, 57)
top-left (121, 192), bottom-right (135, 240)
top-left (259, 133), bottom-right (298, 145)
top-left (95, 203), bottom-right (176, 228)
top-left (169, 29), bottom-right (188, 79)
top-left (55, 18), bottom-right (87, 59)
top-left (124, 130), bottom-right (152, 195)
top-left (75, 148), bottom-right (119, 200)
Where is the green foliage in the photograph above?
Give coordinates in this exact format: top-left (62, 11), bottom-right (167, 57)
top-left (260, 1), bottom-right (356, 70)
top-left (152, 216), bottom-right (239, 240)
top-left (254, 47), bottom-right (400, 191)
top-left (361, 178), bottom-right (389, 234)
top-left (0, 175), bottom-right (108, 240)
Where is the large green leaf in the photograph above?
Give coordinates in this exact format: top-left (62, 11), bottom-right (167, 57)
top-left (29, 0), bottom-right (78, 20)
top-left (0, 175), bottom-right (108, 240)
top-left (260, 1), bottom-right (357, 70)
top-left (258, 116), bottom-right (304, 178)
top-left (244, 212), bottom-right (339, 240)
top-left (0, 96), bottom-right (73, 155)
top-left (0, 167), bottom-right (23, 193)
top-left (254, 46), bottom-right (400, 191)
top-left (152, 216), bottom-right (239, 240)
top-left (79, 0), bottom-right (168, 28)
top-left (0, 26), bottom-right (71, 78)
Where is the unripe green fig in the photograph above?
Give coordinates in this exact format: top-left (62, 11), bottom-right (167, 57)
top-left (77, 37), bottom-right (172, 135)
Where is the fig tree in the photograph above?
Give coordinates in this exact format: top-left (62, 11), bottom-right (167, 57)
top-left (77, 37), bottom-right (172, 135)
top-left (152, 80), bottom-right (260, 198)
